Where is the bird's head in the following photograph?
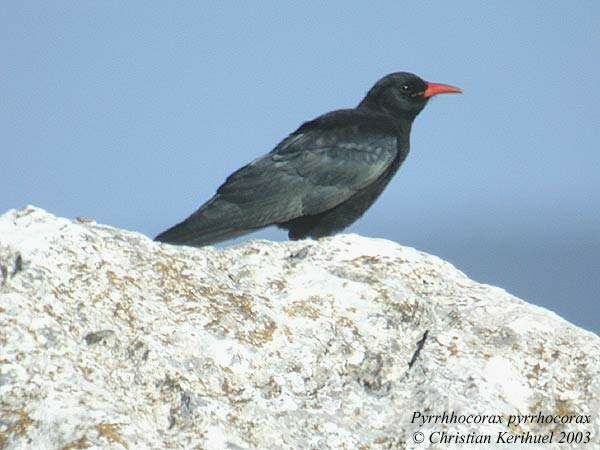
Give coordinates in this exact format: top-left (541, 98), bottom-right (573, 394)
top-left (358, 72), bottom-right (462, 121)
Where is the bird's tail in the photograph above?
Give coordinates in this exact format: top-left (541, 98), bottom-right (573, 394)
top-left (154, 197), bottom-right (257, 247)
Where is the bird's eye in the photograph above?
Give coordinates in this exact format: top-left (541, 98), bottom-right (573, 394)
top-left (400, 84), bottom-right (410, 92)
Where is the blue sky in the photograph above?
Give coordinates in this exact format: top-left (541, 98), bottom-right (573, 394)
top-left (2, 2), bottom-right (598, 332)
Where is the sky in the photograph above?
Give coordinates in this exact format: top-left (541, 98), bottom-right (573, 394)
top-left (1, 2), bottom-right (599, 333)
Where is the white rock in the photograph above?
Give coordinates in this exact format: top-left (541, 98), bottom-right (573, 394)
top-left (0, 206), bottom-right (598, 449)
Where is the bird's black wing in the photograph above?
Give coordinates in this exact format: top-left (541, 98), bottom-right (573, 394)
top-left (216, 110), bottom-right (399, 222)
top-left (155, 110), bottom-right (399, 246)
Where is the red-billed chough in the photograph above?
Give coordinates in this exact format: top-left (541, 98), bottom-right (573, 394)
top-left (155, 72), bottom-right (461, 247)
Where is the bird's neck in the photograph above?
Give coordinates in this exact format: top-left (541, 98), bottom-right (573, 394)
top-left (396, 117), bottom-right (413, 138)
top-left (357, 102), bottom-right (417, 134)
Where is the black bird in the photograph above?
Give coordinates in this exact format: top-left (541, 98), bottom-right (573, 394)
top-left (155, 72), bottom-right (461, 247)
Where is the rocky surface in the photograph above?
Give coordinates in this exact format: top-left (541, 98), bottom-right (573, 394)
top-left (0, 206), bottom-right (598, 449)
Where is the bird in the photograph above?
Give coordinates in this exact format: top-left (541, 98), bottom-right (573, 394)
top-left (155, 72), bottom-right (461, 247)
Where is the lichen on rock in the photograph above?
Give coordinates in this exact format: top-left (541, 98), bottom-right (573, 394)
top-left (0, 206), bottom-right (598, 449)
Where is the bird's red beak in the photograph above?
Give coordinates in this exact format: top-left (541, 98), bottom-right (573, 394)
top-left (422, 82), bottom-right (463, 98)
